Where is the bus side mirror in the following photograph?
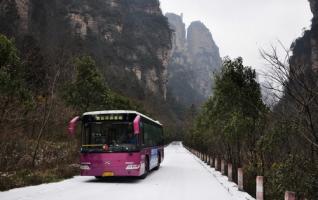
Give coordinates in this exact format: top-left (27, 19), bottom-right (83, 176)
top-left (68, 116), bottom-right (80, 135)
top-left (133, 115), bottom-right (141, 135)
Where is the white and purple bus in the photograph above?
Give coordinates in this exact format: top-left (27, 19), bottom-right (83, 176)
top-left (68, 110), bottom-right (164, 178)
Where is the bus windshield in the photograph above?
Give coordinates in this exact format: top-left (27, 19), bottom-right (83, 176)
top-left (81, 121), bottom-right (138, 152)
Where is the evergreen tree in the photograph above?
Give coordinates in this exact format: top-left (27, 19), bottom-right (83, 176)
top-left (63, 56), bottom-right (111, 112)
top-left (188, 57), bottom-right (267, 177)
top-left (0, 34), bottom-right (31, 121)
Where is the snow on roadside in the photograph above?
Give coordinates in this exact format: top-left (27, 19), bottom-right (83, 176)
top-left (183, 143), bottom-right (255, 200)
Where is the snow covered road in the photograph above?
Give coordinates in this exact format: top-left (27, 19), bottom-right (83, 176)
top-left (1, 142), bottom-right (253, 200)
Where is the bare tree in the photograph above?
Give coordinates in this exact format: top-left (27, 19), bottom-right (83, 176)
top-left (260, 42), bottom-right (318, 149)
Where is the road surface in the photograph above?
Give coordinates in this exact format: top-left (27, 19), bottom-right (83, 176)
top-left (0, 142), bottom-right (253, 200)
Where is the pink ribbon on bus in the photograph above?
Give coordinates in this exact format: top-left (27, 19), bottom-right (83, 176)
top-left (68, 116), bottom-right (80, 135)
top-left (133, 115), bottom-right (141, 135)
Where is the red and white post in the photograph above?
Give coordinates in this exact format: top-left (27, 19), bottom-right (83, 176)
top-left (228, 163), bottom-right (232, 181)
top-left (256, 176), bottom-right (264, 200)
top-left (285, 191), bottom-right (296, 200)
top-left (221, 160), bottom-right (225, 175)
top-left (210, 156), bottom-right (214, 167)
top-left (238, 168), bottom-right (244, 191)
top-left (215, 158), bottom-right (218, 170)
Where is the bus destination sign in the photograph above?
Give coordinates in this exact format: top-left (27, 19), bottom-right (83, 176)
top-left (95, 115), bottom-right (124, 121)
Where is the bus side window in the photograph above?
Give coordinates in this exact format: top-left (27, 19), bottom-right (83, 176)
top-left (140, 121), bottom-right (144, 146)
top-left (160, 128), bottom-right (164, 145)
top-left (144, 122), bottom-right (152, 147)
top-left (142, 120), bottom-right (163, 147)
top-left (144, 123), bottom-right (148, 146)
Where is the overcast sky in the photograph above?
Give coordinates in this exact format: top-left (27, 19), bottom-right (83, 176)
top-left (160, 0), bottom-right (312, 74)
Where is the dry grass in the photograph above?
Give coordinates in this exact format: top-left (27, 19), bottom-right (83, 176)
top-left (0, 127), bottom-right (80, 191)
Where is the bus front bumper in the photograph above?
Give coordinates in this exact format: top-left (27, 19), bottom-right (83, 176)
top-left (80, 163), bottom-right (145, 177)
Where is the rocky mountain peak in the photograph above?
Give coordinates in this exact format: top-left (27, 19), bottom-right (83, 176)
top-left (165, 13), bottom-right (186, 51)
top-left (187, 21), bottom-right (218, 59)
top-left (166, 13), bottom-right (222, 105)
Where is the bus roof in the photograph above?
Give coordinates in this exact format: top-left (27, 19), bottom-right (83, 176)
top-left (82, 110), bottom-right (162, 126)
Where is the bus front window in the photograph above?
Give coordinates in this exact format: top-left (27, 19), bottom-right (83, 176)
top-left (82, 122), bottom-right (137, 152)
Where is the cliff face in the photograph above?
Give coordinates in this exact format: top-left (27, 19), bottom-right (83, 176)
top-left (309, 0), bottom-right (318, 71)
top-left (290, 0), bottom-right (318, 72)
top-left (309, 0), bottom-right (318, 17)
top-left (187, 21), bottom-right (222, 98)
top-left (166, 13), bottom-right (222, 105)
top-left (0, 0), bottom-right (171, 100)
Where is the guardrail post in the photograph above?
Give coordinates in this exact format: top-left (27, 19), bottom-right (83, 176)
top-left (256, 176), bottom-right (264, 200)
top-left (211, 156), bottom-right (214, 167)
top-left (238, 168), bottom-right (244, 191)
top-left (221, 160), bottom-right (225, 175)
top-left (228, 163), bottom-right (232, 181)
top-left (285, 191), bottom-right (296, 200)
top-left (215, 158), bottom-right (218, 170)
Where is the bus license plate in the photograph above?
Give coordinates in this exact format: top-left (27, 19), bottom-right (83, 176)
top-left (102, 172), bottom-right (114, 177)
